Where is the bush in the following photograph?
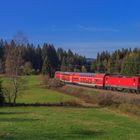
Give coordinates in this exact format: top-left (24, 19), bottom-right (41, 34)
top-left (47, 78), bottom-right (65, 88)
top-left (41, 75), bottom-right (65, 88)
top-left (95, 93), bottom-right (118, 107)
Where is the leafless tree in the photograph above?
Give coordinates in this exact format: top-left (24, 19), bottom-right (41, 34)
top-left (4, 38), bottom-right (27, 105)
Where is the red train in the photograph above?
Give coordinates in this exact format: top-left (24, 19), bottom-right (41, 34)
top-left (55, 71), bottom-right (140, 93)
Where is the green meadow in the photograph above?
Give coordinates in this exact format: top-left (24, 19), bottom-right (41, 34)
top-left (17, 76), bottom-right (78, 104)
top-left (0, 76), bottom-right (140, 140)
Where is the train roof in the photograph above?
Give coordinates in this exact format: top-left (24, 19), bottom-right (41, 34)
top-left (108, 75), bottom-right (140, 78)
top-left (55, 71), bottom-right (106, 77)
top-left (56, 71), bottom-right (93, 75)
top-left (75, 72), bottom-right (95, 76)
top-left (55, 71), bottom-right (140, 78)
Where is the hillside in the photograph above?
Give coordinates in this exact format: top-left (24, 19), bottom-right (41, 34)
top-left (0, 76), bottom-right (140, 140)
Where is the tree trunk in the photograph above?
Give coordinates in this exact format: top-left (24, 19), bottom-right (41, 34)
top-left (13, 90), bottom-right (17, 106)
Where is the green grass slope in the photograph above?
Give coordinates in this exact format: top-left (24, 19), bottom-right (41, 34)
top-left (0, 107), bottom-right (140, 140)
top-left (0, 76), bottom-right (140, 140)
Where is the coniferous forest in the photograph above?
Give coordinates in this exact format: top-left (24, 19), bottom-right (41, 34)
top-left (0, 39), bottom-right (140, 77)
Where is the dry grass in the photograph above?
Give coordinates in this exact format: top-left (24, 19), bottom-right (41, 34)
top-left (57, 84), bottom-right (140, 116)
top-left (39, 77), bottom-right (140, 116)
top-left (118, 103), bottom-right (140, 116)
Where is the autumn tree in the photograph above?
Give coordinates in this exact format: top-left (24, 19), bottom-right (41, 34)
top-left (23, 61), bottom-right (32, 75)
top-left (81, 65), bottom-right (87, 72)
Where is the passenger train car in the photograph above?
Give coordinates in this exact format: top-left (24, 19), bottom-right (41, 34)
top-left (55, 71), bottom-right (140, 93)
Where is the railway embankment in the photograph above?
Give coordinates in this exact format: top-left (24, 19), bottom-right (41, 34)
top-left (40, 76), bottom-right (140, 117)
top-left (57, 84), bottom-right (140, 117)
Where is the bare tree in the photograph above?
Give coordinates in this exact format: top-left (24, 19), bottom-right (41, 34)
top-left (4, 40), bottom-right (27, 105)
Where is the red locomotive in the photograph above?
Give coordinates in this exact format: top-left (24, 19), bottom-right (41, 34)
top-left (55, 71), bottom-right (140, 93)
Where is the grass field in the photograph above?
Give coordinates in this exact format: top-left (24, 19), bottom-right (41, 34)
top-left (3, 76), bottom-right (79, 104)
top-left (0, 76), bottom-right (140, 140)
top-left (0, 107), bottom-right (140, 140)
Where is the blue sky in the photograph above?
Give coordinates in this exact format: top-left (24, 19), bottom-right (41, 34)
top-left (0, 0), bottom-right (140, 57)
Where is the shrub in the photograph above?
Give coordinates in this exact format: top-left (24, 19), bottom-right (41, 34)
top-left (47, 78), bottom-right (65, 88)
top-left (94, 93), bottom-right (119, 107)
top-left (41, 75), bottom-right (64, 88)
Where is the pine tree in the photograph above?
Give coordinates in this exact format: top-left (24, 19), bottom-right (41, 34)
top-left (97, 61), bottom-right (105, 73)
top-left (60, 57), bottom-right (67, 72)
top-left (35, 45), bottom-right (43, 72)
top-left (41, 44), bottom-right (58, 76)
top-left (42, 56), bottom-right (51, 77)
top-left (90, 62), bottom-right (95, 72)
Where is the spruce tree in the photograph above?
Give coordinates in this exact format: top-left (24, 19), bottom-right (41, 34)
top-left (42, 56), bottom-right (51, 77)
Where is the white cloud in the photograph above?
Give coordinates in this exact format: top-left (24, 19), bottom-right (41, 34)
top-left (78, 25), bottom-right (120, 32)
top-left (47, 25), bottom-right (120, 32)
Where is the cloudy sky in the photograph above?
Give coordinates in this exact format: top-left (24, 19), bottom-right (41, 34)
top-left (0, 0), bottom-right (140, 57)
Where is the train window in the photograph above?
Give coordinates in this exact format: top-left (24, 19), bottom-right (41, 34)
top-left (95, 79), bottom-right (102, 82)
top-left (133, 78), bottom-right (136, 82)
top-left (74, 77), bottom-right (79, 80)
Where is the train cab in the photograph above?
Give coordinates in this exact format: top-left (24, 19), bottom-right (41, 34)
top-left (104, 75), bottom-right (140, 91)
top-left (54, 71), bottom-right (61, 79)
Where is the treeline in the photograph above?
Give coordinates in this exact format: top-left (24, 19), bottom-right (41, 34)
top-left (91, 48), bottom-right (140, 75)
top-left (0, 38), bottom-right (140, 76)
top-left (0, 39), bottom-right (87, 77)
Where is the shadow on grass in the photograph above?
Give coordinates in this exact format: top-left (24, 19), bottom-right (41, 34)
top-left (44, 129), bottom-right (104, 139)
top-left (0, 112), bottom-right (27, 115)
top-left (74, 129), bottom-right (103, 136)
top-left (0, 132), bottom-right (13, 140)
top-left (0, 118), bottom-right (39, 122)
top-left (0, 130), bottom-right (104, 140)
top-left (0, 110), bottom-right (38, 123)
top-left (4, 102), bottom-right (99, 108)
